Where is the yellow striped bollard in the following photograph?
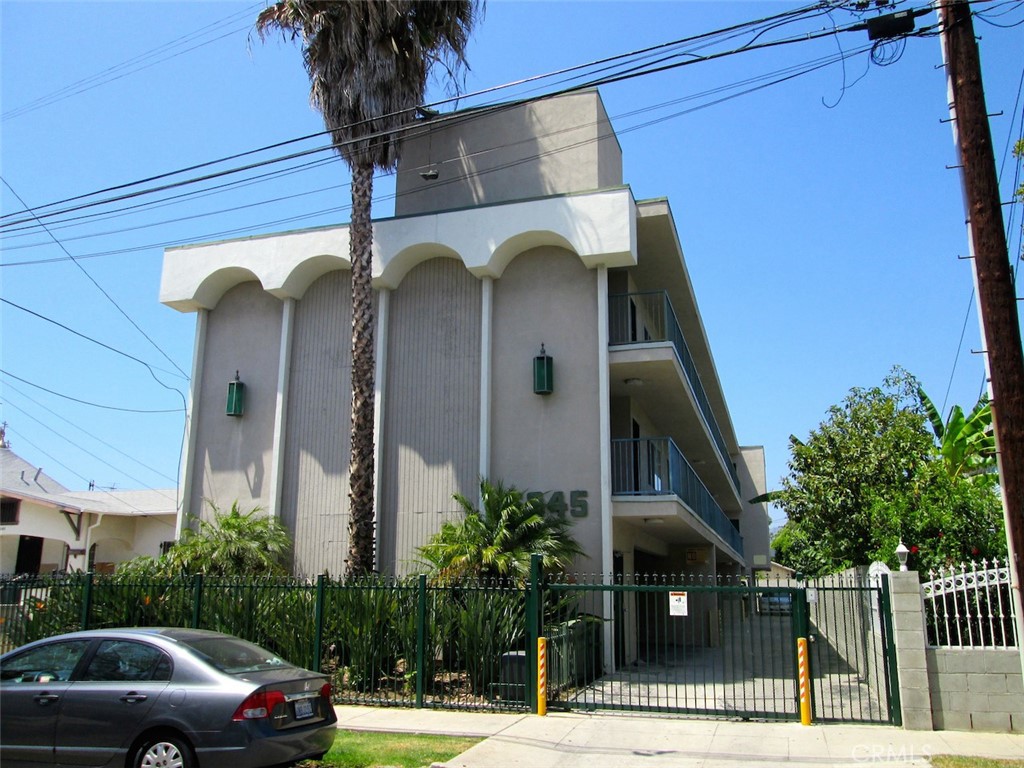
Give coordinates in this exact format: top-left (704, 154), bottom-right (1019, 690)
top-left (537, 637), bottom-right (547, 716)
top-left (797, 636), bottom-right (811, 725)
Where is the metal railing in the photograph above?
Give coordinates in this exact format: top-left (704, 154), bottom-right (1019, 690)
top-left (0, 571), bottom-right (532, 712)
top-left (611, 437), bottom-right (742, 556)
top-left (923, 560), bottom-right (1018, 648)
top-left (0, 562), bottom-right (899, 724)
top-left (609, 291), bottom-right (740, 494)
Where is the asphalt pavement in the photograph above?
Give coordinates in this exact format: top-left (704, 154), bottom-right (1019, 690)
top-left (334, 704), bottom-right (1024, 768)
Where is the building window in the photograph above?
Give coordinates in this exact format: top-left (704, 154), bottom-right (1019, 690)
top-left (1, 499), bottom-right (19, 525)
top-left (159, 541), bottom-right (175, 556)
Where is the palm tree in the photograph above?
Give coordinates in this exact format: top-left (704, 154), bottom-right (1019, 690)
top-left (256, 1), bottom-right (480, 577)
top-left (418, 479), bottom-right (584, 581)
top-left (165, 501), bottom-right (292, 577)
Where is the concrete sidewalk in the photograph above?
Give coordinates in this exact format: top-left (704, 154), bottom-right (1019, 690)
top-left (334, 705), bottom-right (1024, 767)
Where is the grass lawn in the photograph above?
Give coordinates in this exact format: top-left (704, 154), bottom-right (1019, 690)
top-left (298, 729), bottom-right (482, 768)
top-left (931, 758), bottom-right (1024, 768)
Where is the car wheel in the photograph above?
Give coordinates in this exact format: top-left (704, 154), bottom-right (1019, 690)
top-left (133, 733), bottom-right (194, 768)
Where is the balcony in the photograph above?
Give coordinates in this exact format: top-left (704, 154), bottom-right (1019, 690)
top-left (611, 437), bottom-right (743, 557)
top-left (609, 291), bottom-right (740, 495)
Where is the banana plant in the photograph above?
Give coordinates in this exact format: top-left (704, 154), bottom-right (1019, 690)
top-left (917, 387), bottom-right (997, 480)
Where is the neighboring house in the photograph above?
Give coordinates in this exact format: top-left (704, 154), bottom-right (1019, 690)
top-left (159, 89), bottom-right (771, 581)
top-left (0, 440), bottom-right (177, 574)
top-left (760, 561), bottom-right (797, 582)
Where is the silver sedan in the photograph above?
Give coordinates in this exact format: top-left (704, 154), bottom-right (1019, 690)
top-left (1, 627), bottom-right (337, 768)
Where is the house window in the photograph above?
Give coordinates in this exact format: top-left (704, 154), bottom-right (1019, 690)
top-left (1, 499), bottom-right (19, 525)
top-left (159, 541), bottom-right (175, 556)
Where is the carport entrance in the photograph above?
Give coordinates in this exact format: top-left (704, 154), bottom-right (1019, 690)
top-left (543, 574), bottom-right (898, 724)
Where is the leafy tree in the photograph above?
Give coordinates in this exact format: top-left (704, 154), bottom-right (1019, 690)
top-left (256, 1), bottom-right (481, 577)
top-left (769, 369), bottom-right (1005, 576)
top-left (118, 501), bottom-right (292, 578)
top-left (417, 479), bottom-right (584, 581)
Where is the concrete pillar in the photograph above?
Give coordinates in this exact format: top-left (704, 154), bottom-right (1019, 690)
top-left (889, 571), bottom-right (934, 730)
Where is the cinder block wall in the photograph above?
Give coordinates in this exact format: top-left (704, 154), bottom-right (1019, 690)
top-left (927, 648), bottom-right (1023, 732)
top-left (889, 572), bottom-right (934, 730)
top-left (890, 570), bottom-right (1023, 733)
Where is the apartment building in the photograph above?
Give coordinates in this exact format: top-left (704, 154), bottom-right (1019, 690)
top-left (160, 89), bottom-right (770, 581)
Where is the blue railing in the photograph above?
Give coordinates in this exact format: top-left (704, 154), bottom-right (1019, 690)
top-left (611, 437), bottom-right (743, 556)
top-left (609, 291), bottom-right (740, 494)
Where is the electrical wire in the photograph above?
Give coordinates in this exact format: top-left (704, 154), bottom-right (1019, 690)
top-left (3, 383), bottom-right (180, 486)
top-left (3, 420), bottom-right (177, 504)
top-left (1, 3), bottom-right (264, 121)
top-left (1, 41), bottom-right (881, 269)
top-left (1, 178), bottom-right (190, 380)
top-left (0, 0), bottom-right (865, 231)
top-left (1, 297), bottom-right (188, 384)
top-left (0, 369), bottom-right (183, 414)
top-left (2, 40), bottom-right (875, 255)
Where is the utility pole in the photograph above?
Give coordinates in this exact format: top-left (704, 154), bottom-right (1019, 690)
top-left (939, 0), bottom-right (1024, 654)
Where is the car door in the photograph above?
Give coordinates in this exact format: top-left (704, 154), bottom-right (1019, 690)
top-left (54, 639), bottom-right (171, 767)
top-left (0, 639), bottom-right (92, 767)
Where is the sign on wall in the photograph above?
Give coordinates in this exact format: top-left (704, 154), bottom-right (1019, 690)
top-left (526, 490), bottom-right (589, 518)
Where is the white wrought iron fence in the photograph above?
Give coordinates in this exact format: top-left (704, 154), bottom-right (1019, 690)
top-left (922, 560), bottom-right (1018, 648)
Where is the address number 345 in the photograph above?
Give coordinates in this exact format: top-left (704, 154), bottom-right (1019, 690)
top-left (526, 490), bottom-right (588, 518)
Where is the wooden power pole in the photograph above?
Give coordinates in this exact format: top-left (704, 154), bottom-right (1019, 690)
top-left (939, 0), bottom-right (1024, 650)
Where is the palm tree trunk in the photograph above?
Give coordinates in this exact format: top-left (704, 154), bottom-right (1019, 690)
top-left (347, 162), bottom-right (376, 577)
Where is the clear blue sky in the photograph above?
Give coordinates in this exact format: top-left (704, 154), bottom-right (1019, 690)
top-left (1, 1), bottom-right (1021, 529)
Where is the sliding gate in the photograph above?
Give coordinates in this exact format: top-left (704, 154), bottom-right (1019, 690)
top-left (543, 574), bottom-right (898, 724)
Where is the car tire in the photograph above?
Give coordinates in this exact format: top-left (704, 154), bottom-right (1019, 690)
top-left (133, 733), bottom-right (194, 768)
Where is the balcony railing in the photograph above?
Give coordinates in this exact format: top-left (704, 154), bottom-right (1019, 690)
top-left (609, 291), bottom-right (740, 494)
top-left (611, 437), bottom-right (743, 556)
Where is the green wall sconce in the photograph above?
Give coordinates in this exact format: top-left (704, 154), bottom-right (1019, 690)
top-left (226, 371), bottom-right (245, 417)
top-left (533, 344), bottom-right (553, 395)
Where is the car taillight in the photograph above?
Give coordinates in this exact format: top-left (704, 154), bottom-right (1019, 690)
top-left (232, 689), bottom-right (286, 720)
top-left (320, 682), bottom-right (332, 699)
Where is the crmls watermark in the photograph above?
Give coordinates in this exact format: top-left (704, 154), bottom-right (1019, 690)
top-left (851, 744), bottom-right (934, 763)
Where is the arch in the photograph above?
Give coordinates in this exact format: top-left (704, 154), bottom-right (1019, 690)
top-left (376, 242), bottom-right (463, 289)
top-left (487, 230), bottom-right (579, 279)
top-left (271, 253), bottom-right (349, 300)
top-left (192, 266), bottom-right (261, 310)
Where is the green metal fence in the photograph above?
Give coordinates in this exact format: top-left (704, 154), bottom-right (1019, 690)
top-left (544, 573), bottom-right (802, 719)
top-left (0, 566), bottom-right (896, 723)
top-left (0, 572), bottom-right (532, 712)
top-left (542, 571), bottom-right (897, 724)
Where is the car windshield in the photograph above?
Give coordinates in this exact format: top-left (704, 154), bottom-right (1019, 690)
top-left (179, 636), bottom-right (292, 674)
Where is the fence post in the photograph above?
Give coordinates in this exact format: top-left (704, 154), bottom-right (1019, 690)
top-left (416, 574), bottom-right (427, 709)
top-left (879, 574), bottom-right (902, 726)
top-left (191, 574), bottom-right (203, 629)
top-left (313, 574), bottom-right (326, 673)
top-left (790, 581), bottom-right (813, 718)
top-left (527, 554), bottom-right (542, 714)
top-left (80, 572), bottom-right (94, 631)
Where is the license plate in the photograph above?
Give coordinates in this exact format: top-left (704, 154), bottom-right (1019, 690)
top-left (294, 697), bottom-right (314, 720)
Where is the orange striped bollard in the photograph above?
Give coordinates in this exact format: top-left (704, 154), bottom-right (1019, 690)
top-left (797, 637), bottom-right (811, 725)
top-left (537, 637), bottom-right (547, 716)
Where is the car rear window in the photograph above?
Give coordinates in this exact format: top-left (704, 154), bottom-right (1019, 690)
top-left (178, 636), bottom-right (292, 674)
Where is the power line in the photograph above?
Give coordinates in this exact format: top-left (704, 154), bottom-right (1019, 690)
top-left (0, 369), bottom-right (183, 414)
top-left (1, 3), bottom-right (264, 121)
top-left (1, 297), bottom-right (189, 384)
top-left (3, 384), bottom-right (180, 486)
top-left (0, 0), bottom-right (864, 232)
top-left (0, 41), bottom-right (880, 269)
top-left (1, 178), bottom-right (190, 380)
top-left (3, 420), bottom-right (177, 504)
